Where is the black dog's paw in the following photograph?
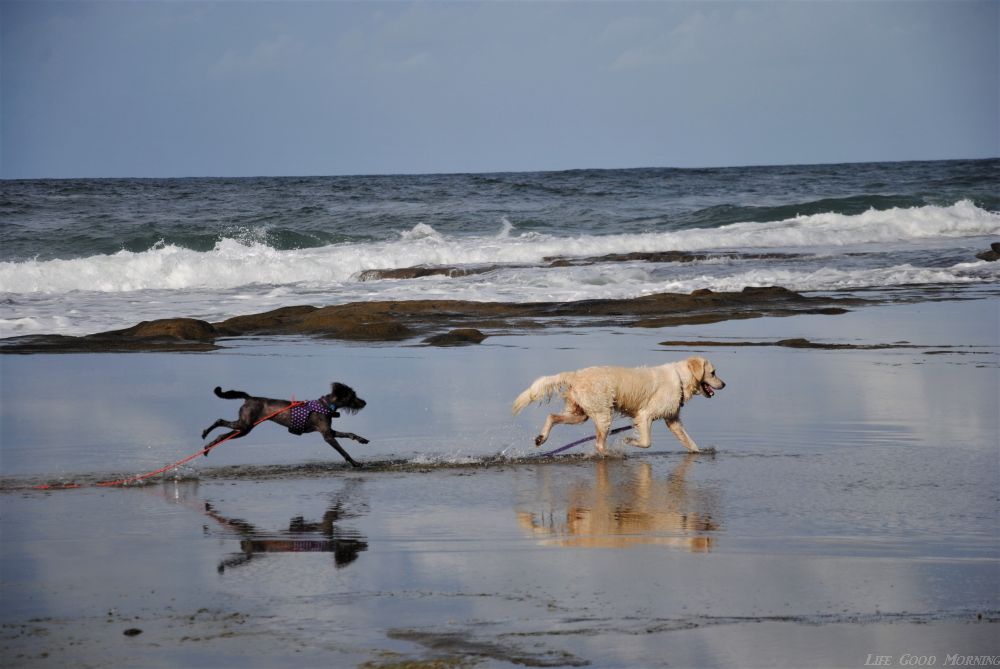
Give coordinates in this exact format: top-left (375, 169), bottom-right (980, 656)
top-left (358, 437), bottom-right (370, 445)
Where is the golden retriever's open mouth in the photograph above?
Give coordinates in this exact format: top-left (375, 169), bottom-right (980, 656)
top-left (701, 382), bottom-right (716, 398)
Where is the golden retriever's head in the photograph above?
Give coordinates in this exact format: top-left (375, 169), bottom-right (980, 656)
top-left (686, 356), bottom-right (726, 398)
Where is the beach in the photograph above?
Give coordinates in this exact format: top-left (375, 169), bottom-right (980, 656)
top-left (4, 0), bottom-right (998, 663)
top-left (2, 295), bottom-right (997, 668)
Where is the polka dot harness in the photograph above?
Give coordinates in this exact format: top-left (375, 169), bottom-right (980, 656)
top-left (288, 399), bottom-right (335, 435)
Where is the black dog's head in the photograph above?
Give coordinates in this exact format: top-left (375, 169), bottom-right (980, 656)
top-left (324, 382), bottom-right (366, 416)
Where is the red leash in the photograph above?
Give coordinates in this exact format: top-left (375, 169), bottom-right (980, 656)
top-left (33, 401), bottom-right (305, 491)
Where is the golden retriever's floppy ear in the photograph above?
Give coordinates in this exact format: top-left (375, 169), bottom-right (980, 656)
top-left (686, 356), bottom-right (706, 382)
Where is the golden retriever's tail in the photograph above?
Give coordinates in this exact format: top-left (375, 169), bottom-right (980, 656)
top-left (511, 373), bottom-right (570, 415)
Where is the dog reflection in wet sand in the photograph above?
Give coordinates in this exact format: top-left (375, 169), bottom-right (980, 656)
top-left (203, 501), bottom-right (367, 572)
top-left (517, 456), bottom-right (719, 552)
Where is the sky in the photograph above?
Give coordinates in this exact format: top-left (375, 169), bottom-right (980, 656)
top-left (1, 1), bottom-right (997, 179)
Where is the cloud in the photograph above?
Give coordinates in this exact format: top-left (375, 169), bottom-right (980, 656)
top-left (210, 33), bottom-right (303, 78)
top-left (606, 10), bottom-right (718, 71)
top-left (330, 4), bottom-right (443, 75)
top-left (399, 52), bottom-right (431, 71)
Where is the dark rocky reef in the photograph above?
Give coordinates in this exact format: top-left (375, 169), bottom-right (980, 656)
top-left (1, 318), bottom-right (221, 354)
top-left (356, 266), bottom-right (493, 281)
top-left (544, 250), bottom-right (801, 267)
top-left (659, 337), bottom-right (916, 351)
top-left (2, 287), bottom-right (858, 354)
top-left (423, 328), bottom-right (489, 347)
top-left (355, 250), bottom-right (806, 281)
top-left (975, 242), bottom-right (1000, 262)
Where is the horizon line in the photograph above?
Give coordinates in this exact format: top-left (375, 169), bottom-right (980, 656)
top-left (2, 155), bottom-right (997, 182)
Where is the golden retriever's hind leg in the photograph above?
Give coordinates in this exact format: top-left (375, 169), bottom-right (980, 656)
top-left (535, 406), bottom-right (587, 447)
top-left (535, 416), bottom-right (554, 447)
top-left (666, 418), bottom-right (700, 453)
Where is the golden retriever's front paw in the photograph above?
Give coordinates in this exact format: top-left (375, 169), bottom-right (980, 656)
top-left (534, 435), bottom-right (546, 447)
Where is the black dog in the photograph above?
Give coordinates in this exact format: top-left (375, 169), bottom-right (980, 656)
top-left (201, 382), bottom-right (369, 467)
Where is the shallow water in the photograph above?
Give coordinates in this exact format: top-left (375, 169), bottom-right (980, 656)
top-left (2, 455), bottom-right (996, 667)
top-left (1, 299), bottom-right (997, 667)
top-left (2, 298), bottom-right (996, 480)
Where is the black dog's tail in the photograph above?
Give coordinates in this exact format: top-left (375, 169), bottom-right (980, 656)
top-left (214, 387), bottom-right (252, 400)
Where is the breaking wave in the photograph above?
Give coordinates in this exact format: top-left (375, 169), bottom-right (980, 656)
top-left (2, 201), bottom-right (996, 295)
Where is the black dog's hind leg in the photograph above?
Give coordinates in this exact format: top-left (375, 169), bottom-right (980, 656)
top-left (202, 419), bottom-right (258, 456)
top-left (202, 401), bottom-right (263, 455)
top-left (202, 418), bottom-right (241, 440)
top-left (203, 430), bottom-right (235, 455)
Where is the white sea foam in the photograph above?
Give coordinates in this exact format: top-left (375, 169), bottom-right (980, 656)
top-left (0, 201), bottom-right (996, 296)
top-left (2, 256), bottom-right (996, 339)
top-left (497, 216), bottom-right (515, 238)
top-left (1, 201), bottom-right (998, 337)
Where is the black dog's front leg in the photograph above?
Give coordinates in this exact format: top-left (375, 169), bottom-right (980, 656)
top-left (333, 431), bottom-right (369, 445)
top-left (321, 429), bottom-right (363, 468)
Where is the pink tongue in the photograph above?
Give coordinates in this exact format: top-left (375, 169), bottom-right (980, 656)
top-left (703, 384), bottom-right (714, 397)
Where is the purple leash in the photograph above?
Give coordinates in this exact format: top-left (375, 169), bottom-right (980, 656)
top-left (533, 425), bottom-right (632, 458)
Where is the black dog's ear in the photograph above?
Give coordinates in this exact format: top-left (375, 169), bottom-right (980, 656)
top-left (328, 383), bottom-right (345, 415)
top-left (330, 382), bottom-right (355, 401)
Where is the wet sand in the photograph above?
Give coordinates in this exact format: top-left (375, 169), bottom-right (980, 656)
top-left (1, 298), bottom-right (997, 668)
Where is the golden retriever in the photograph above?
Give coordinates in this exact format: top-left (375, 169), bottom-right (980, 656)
top-left (512, 356), bottom-right (725, 454)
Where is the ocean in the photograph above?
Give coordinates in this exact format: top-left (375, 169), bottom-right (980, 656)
top-left (1, 158), bottom-right (998, 337)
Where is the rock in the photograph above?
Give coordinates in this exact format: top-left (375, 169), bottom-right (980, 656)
top-left (290, 305), bottom-right (415, 341)
top-left (975, 242), bottom-right (1000, 261)
top-left (775, 338), bottom-right (814, 348)
top-left (741, 286), bottom-right (795, 296)
top-left (115, 318), bottom-right (217, 340)
top-left (215, 306), bottom-right (318, 335)
top-left (423, 328), bottom-right (488, 347)
top-left (356, 266), bottom-right (485, 281)
top-left (333, 320), bottom-right (414, 341)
